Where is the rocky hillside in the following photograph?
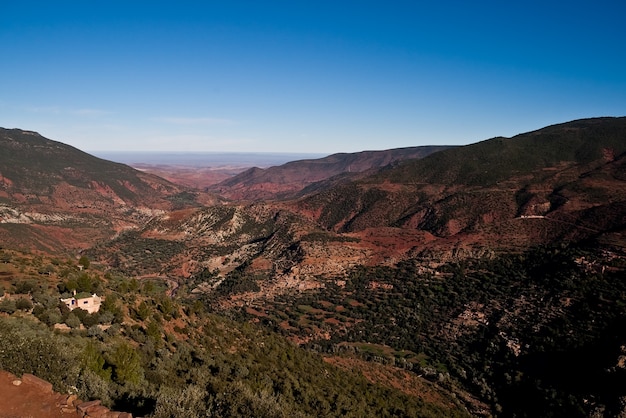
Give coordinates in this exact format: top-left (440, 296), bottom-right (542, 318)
top-left (84, 117), bottom-right (626, 303)
top-left (209, 146), bottom-right (452, 200)
top-left (0, 128), bottom-right (211, 252)
top-left (290, 117), bottom-right (626, 251)
top-left (6, 118), bottom-right (622, 285)
top-left (0, 129), bottom-right (190, 207)
top-left (2, 118), bottom-right (626, 417)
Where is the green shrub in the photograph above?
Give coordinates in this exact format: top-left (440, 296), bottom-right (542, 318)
top-left (66, 312), bottom-right (81, 329)
top-left (152, 385), bottom-right (211, 418)
top-left (78, 256), bottom-right (90, 269)
top-left (0, 317), bottom-right (80, 391)
top-left (107, 341), bottom-right (144, 386)
top-left (0, 299), bottom-right (16, 314)
top-left (15, 297), bottom-right (33, 311)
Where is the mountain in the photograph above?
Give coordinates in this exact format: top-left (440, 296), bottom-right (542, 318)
top-left (83, 117), bottom-right (626, 295)
top-left (0, 128), bottom-right (209, 252)
top-left (208, 146), bottom-right (453, 200)
top-left (2, 118), bottom-right (626, 416)
top-left (289, 117), bottom-right (626, 251)
top-left (3, 119), bottom-right (624, 306)
top-left (181, 117), bottom-right (626, 417)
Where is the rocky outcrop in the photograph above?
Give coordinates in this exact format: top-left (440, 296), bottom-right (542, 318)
top-left (0, 371), bottom-right (132, 418)
top-left (72, 398), bottom-right (132, 418)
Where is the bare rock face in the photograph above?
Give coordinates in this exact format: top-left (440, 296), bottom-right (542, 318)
top-left (76, 400), bottom-right (102, 414)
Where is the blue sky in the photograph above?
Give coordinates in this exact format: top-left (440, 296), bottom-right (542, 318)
top-left (1, 1), bottom-right (625, 154)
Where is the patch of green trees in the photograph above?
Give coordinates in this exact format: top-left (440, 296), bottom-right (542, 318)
top-left (246, 244), bottom-right (626, 416)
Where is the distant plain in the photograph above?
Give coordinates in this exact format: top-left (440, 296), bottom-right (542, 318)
top-left (92, 151), bottom-right (327, 189)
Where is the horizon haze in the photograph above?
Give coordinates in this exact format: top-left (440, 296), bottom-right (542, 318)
top-left (92, 150), bottom-right (328, 169)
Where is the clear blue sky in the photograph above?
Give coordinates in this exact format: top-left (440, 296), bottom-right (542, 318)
top-left (1, 1), bottom-right (625, 153)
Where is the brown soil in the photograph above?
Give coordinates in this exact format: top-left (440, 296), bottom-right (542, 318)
top-left (0, 371), bottom-right (81, 418)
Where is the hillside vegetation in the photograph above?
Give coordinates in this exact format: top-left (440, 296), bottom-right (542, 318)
top-left (292, 117), bottom-right (626, 243)
top-left (379, 117), bottom-right (626, 186)
top-left (221, 242), bottom-right (626, 416)
top-left (0, 128), bottom-right (210, 253)
top-left (0, 249), bottom-right (466, 417)
top-left (0, 117), bottom-right (625, 416)
top-left (0, 128), bottom-right (185, 204)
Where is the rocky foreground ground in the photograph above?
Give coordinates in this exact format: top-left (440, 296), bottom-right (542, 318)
top-left (0, 371), bottom-right (131, 418)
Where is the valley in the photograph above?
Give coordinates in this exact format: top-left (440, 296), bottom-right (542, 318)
top-left (0, 118), bottom-right (625, 417)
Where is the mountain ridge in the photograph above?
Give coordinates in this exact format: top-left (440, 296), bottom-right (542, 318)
top-left (208, 145), bottom-right (453, 200)
top-left (1, 118), bottom-right (626, 416)
top-left (0, 128), bottom-right (211, 253)
top-left (289, 117), bottom-right (626, 244)
top-left (376, 116), bottom-right (626, 186)
top-left (0, 128), bottom-right (186, 206)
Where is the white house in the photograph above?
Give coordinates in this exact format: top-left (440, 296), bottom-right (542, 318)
top-left (61, 292), bottom-right (102, 314)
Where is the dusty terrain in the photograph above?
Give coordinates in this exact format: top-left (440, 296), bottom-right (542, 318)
top-left (0, 371), bottom-right (131, 418)
top-left (0, 371), bottom-right (81, 418)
